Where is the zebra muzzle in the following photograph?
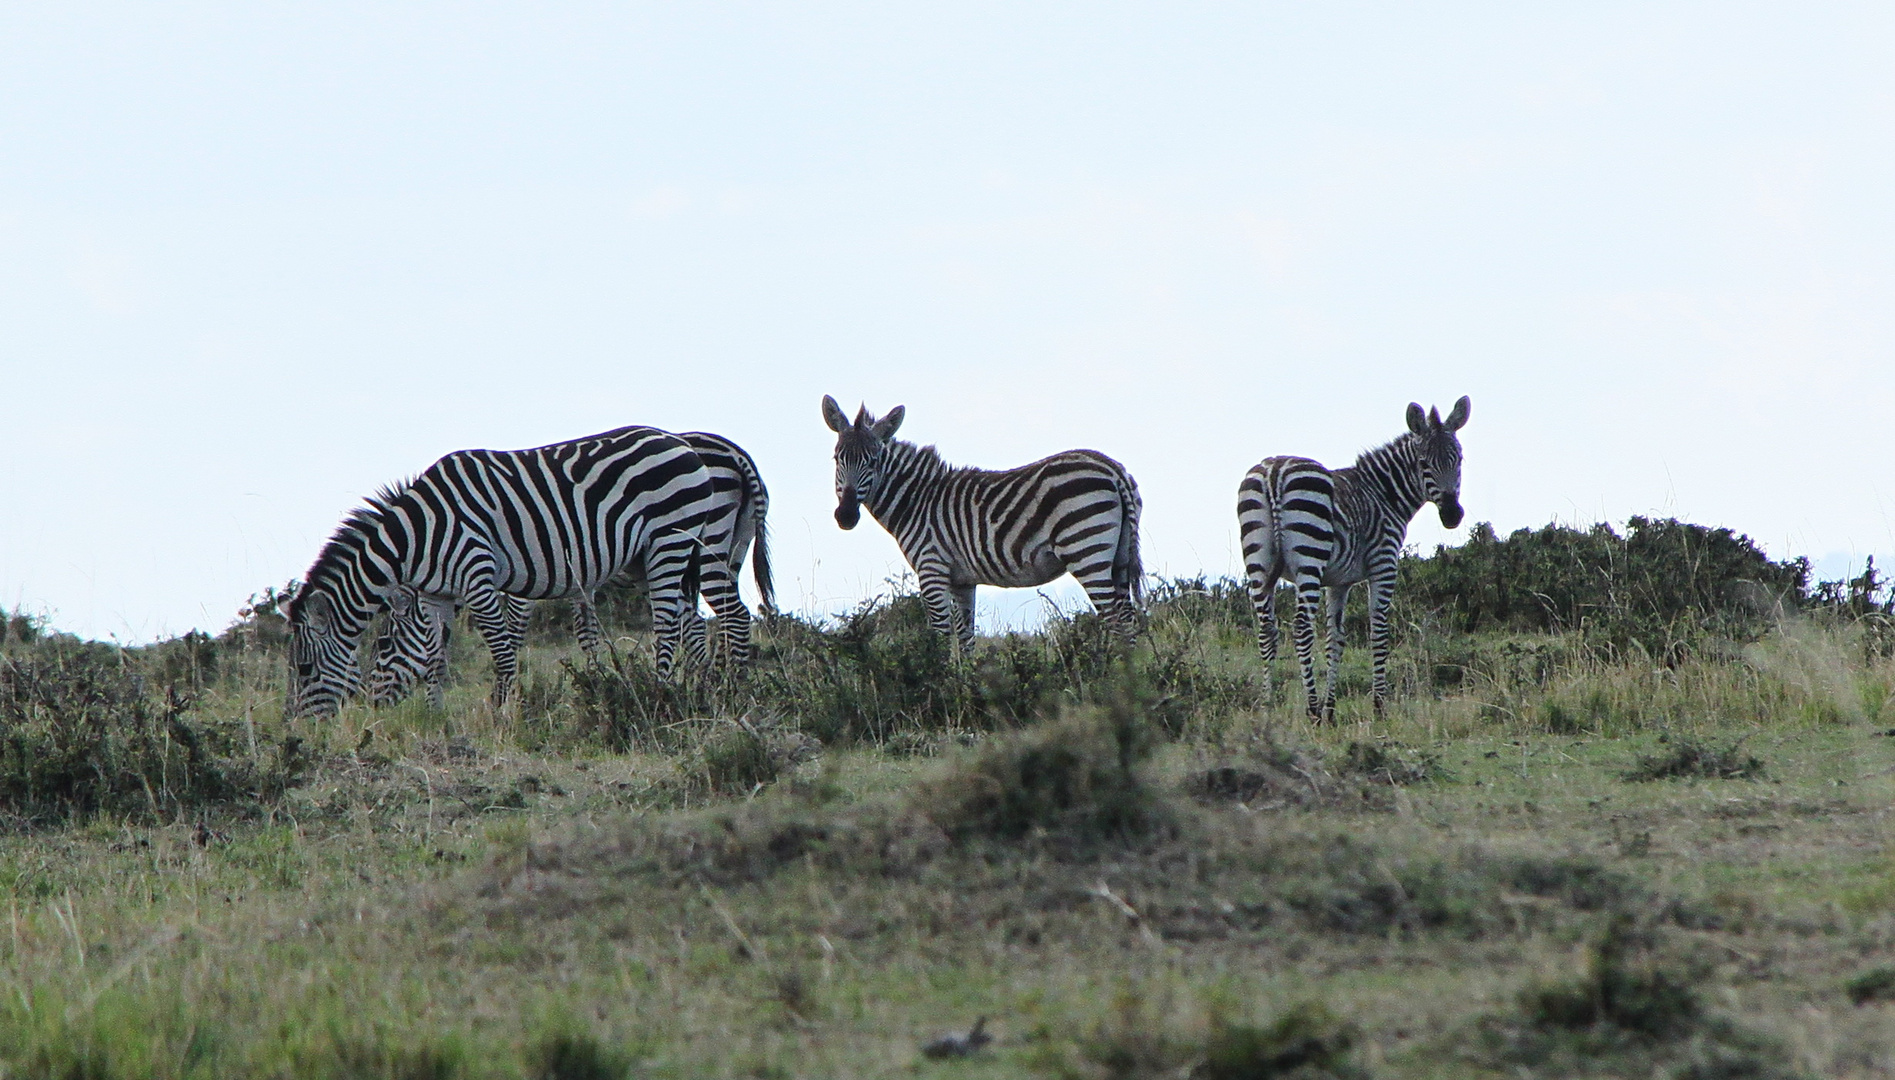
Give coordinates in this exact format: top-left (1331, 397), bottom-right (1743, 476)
top-left (1437, 499), bottom-right (1465, 529)
top-left (835, 491), bottom-right (861, 530)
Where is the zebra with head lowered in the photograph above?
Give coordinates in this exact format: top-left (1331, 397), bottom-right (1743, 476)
top-left (366, 430), bottom-right (775, 708)
top-left (1238, 397), bottom-right (1470, 722)
top-left (284, 426), bottom-right (752, 719)
top-left (822, 395), bottom-right (1143, 648)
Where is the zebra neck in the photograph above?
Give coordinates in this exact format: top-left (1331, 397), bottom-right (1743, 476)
top-left (1350, 435), bottom-right (1429, 525)
top-left (303, 506), bottom-right (404, 635)
top-left (865, 440), bottom-right (950, 537)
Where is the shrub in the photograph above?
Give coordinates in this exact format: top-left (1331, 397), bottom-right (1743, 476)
top-left (1066, 992), bottom-right (1366, 1080)
top-left (564, 653), bottom-right (722, 752)
top-left (1400, 517), bottom-right (1809, 661)
top-left (1623, 735), bottom-right (1766, 782)
top-left (919, 675), bottom-right (1164, 849)
top-left (1518, 917), bottom-right (1702, 1037)
top-left (1199, 1003), bottom-right (1365, 1080)
top-left (528, 1031), bottom-right (637, 1080)
top-left (0, 607), bottom-right (43, 648)
top-left (1471, 916), bottom-right (1806, 1078)
top-left (1844, 966), bottom-right (1895, 1006)
top-left (0, 641), bottom-right (302, 827)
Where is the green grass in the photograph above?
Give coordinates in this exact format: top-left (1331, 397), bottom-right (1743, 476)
top-left (2, 604), bottom-right (1894, 1077)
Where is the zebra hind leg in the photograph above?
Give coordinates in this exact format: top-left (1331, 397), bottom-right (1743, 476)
top-left (697, 551), bottom-right (752, 674)
top-left (1072, 564), bottom-right (1140, 649)
top-left (645, 534), bottom-right (701, 680)
top-left (572, 592), bottom-right (606, 661)
top-left (678, 605), bottom-right (711, 669)
top-left (1321, 584), bottom-right (1349, 723)
top-left (1291, 573), bottom-right (1326, 721)
top-left (466, 589), bottom-right (523, 708)
top-left (1244, 567), bottom-right (1281, 703)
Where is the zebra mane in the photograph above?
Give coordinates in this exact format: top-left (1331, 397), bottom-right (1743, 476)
top-left (301, 479), bottom-right (416, 592)
top-left (1353, 431), bottom-right (1419, 472)
top-left (897, 441), bottom-right (949, 471)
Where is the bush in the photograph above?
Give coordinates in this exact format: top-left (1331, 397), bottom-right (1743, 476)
top-left (919, 676), bottom-right (1164, 849)
top-left (1400, 517), bottom-right (1809, 661)
top-left (1471, 916), bottom-right (1806, 1078)
top-left (529, 1031), bottom-right (637, 1080)
top-left (1519, 917), bottom-right (1703, 1037)
top-left (1623, 735), bottom-right (1766, 782)
top-left (1845, 966), bottom-right (1895, 1006)
top-left (0, 641), bottom-right (302, 827)
top-left (0, 608), bottom-right (43, 648)
top-left (1199, 1003), bottom-right (1364, 1080)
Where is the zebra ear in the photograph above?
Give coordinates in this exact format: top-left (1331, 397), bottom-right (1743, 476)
top-left (1444, 396), bottom-right (1471, 431)
top-left (872, 405), bottom-right (905, 441)
top-left (304, 592), bottom-right (333, 633)
top-left (821, 395), bottom-right (850, 433)
top-left (1406, 402), bottom-right (1428, 435)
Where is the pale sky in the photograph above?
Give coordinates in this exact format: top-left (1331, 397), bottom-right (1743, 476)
top-left (4, 3), bottom-right (1893, 642)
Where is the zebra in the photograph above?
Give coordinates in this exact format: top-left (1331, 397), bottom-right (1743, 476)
top-left (366, 588), bottom-right (531, 710)
top-left (822, 395), bottom-right (1143, 648)
top-left (1237, 396), bottom-right (1470, 721)
top-left (364, 431), bottom-right (775, 708)
top-left (284, 425), bottom-right (752, 719)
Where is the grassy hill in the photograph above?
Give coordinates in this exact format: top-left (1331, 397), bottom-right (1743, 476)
top-left (0, 520), bottom-right (1890, 1078)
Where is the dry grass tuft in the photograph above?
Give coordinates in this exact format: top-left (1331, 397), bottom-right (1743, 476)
top-left (1623, 734), bottom-right (1767, 782)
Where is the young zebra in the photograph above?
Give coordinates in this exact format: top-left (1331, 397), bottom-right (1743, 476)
top-left (284, 426), bottom-right (751, 719)
top-left (1238, 397), bottom-right (1470, 721)
top-left (822, 396), bottom-right (1143, 647)
top-left (365, 431), bottom-right (775, 708)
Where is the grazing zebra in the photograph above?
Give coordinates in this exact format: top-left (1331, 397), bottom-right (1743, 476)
top-left (366, 589), bottom-right (532, 709)
top-left (365, 431), bottom-right (775, 707)
top-left (821, 395), bottom-right (1143, 647)
top-left (284, 426), bottom-right (752, 719)
top-left (1238, 397), bottom-right (1470, 721)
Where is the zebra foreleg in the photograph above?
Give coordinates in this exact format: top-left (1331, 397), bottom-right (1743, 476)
top-left (951, 582), bottom-right (977, 645)
top-left (915, 561), bottom-right (972, 653)
top-left (1366, 565), bottom-right (1397, 717)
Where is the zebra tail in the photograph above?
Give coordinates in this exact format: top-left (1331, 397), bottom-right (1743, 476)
top-left (1118, 473), bottom-right (1145, 605)
top-left (751, 519), bottom-right (776, 616)
top-left (739, 456), bottom-right (776, 617)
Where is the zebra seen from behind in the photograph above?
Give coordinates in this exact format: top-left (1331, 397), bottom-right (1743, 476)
top-left (365, 431), bottom-right (775, 708)
top-left (1237, 396), bottom-right (1470, 721)
top-left (822, 395), bottom-right (1143, 648)
top-left (285, 426), bottom-right (751, 719)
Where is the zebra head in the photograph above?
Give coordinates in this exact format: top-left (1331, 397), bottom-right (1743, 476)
top-left (283, 587), bottom-right (365, 719)
top-left (1404, 396), bottom-right (1471, 529)
top-left (367, 586), bottom-right (438, 707)
top-left (822, 395), bottom-right (906, 530)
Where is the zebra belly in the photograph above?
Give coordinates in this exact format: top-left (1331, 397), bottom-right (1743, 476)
top-left (966, 548), bottom-right (1066, 589)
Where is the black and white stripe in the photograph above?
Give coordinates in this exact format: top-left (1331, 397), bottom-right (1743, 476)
top-left (1237, 397), bottom-right (1470, 721)
top-left (365, 430), bottom-right (775, 707)
top-left (822, 396), bottom-right (1143, 647)
top-left (284, 426), bottom-right (751, 719)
